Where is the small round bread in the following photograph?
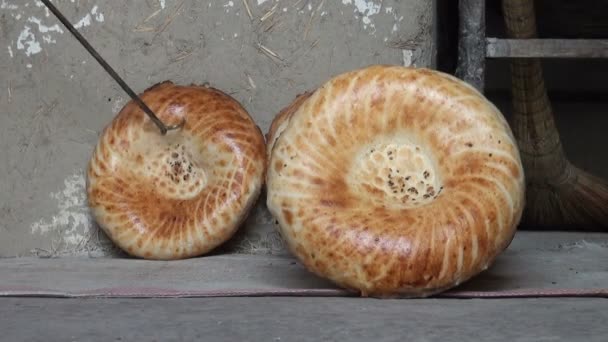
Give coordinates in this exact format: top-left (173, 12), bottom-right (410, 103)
top-left (87, 81), bottom-right (266, 260)
top-left (266, 65), bottom-right (525, 297)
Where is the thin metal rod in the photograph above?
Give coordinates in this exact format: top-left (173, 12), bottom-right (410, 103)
top-left (40, 0), bottom-right (183, 135)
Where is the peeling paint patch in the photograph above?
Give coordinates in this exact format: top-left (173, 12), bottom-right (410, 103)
top-left (29, 170), bottom-right (117, 257)
top-left (0, 0), bottom-right (18, 10)
top-left (74, 5), bottom-right (106, 29)
top-left (6, 1), bottom-right (105, 58)
top-left (27, 16), bottom-right (63, 44)
top-left (112, 97), bottom-right (126, 114)
top-left (30, 171), bottom-right (92, 248)
top-left (340, 0), bottom-right (404, 37)
top-left (16, 26), bottom-right (41, 57)
top-left (74, 13), bottom-right (92, 28)
top-left (223, 1), bottom-right (234, 13)
top-left (402, 49), bottom-right (414, 67)
top-left (159, 0), bottom-right (166, 9)
top-left (31, 171), bottom-right (91, 238)
top-left (342, 0), bottom-right (381, 31)
top-left (91, 5), bottom-right (104, 22)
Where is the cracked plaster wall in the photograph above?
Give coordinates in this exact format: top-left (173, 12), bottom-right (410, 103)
top-left (0, 0), bottom-right (436, 257)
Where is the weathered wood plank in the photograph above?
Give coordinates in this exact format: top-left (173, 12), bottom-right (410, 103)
top-left (2, 297), bottom-right (607, 342)
top-left (486, 38), bottom-right (608, 58)
top-left (0, 232), bottom-right (606, 297)
top-left (455, 0), bottom-right (486, 91)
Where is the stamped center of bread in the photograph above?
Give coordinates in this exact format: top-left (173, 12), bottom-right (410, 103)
top-left (147, 142), bottom-right (207, 200)
top-left (349, 142), bottom-right (442, 209)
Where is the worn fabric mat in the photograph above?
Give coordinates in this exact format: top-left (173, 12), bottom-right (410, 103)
top-left (0, 232), bottom-right (606, 299)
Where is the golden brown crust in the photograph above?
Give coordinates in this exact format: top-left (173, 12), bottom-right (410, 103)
top-left (87, 81), bottom-right (266, 260)
top-left (266, 91), bottom-right (313, 160)
top-left (266, 65), bottom-right (525, 297)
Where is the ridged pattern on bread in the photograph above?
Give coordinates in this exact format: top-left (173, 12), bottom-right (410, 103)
top-left (266, 65), bottom-right (525, 297)
top-left (87, 82), bottom-right (266, 260)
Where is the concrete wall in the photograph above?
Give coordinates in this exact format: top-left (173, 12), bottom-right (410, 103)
top-left (0, 0), bottom-right (437, 257)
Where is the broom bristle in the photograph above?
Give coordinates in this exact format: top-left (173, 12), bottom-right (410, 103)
top-left (521, 163), bottom-right (608, 230)
top-left (502, 0), bottom-right (608, 230)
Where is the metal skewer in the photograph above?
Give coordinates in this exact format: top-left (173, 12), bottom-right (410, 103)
top-left (40, 0), bottom-right (183, 135)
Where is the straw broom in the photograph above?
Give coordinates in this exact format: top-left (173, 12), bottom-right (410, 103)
top-left (502, 0), bottom-right (608, 230)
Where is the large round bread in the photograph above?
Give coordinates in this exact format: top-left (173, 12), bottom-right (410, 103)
top-left (266, 65), bottom-right (525, 297)
top-left (87, 81), bottom-right (266, 260)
